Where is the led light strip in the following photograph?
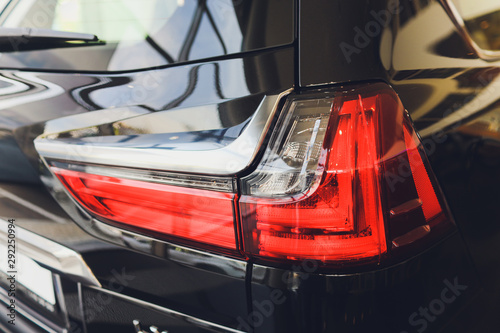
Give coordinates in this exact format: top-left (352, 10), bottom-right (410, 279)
top-left (49, 160), bottom-right (235, 193)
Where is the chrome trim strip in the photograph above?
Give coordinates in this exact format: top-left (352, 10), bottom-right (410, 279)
top-left (50, 162), bottom-right (235, 193)
top-left (0, 219), bottom-right (101, 287)
top-left (439, 0), bottom-right (500, 61)
top-left (35, 90), bottom-right (292, 176)
top-left (86, 285), bottom-right (245, 333)
top-left (52, 275), bottom-right (70, 327)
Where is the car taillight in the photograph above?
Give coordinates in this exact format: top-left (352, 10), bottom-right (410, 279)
top-left (239, 83), bottom-right (452, 264)
top-left (49, 163), bottom-right (238, 251)
top-left (41, 82), bottom-right (453, 266)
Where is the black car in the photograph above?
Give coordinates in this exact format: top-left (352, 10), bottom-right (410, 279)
top-left (0, 0), bottom-right (500, 332)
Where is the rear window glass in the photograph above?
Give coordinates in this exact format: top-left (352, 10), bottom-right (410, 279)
top-left (0, 0), bottom-right (294, 71)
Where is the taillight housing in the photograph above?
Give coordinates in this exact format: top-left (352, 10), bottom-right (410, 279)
top-left (41, 82), bottom-right (453, 267)
top-left (49, 162), bottom-right (239, 252)
top-left (239, 83), bottom-right (453, 264)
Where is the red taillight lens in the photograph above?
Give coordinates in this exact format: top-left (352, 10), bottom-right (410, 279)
top-left (51, 167), bottom-right (237, 250)
top-left (44, 83), bottom-right (452, 266)
top-left (239, 83), bottom-right (452, 263)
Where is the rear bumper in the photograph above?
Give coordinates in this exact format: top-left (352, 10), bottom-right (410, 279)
top-left (0, 217), bottom-right (246, 333)
top-left (0, 291), bottom-right (56, 333)
top-left (249, 232), bottom-right (482, 333)
top-left (0, 218), bottom-right (487, 333)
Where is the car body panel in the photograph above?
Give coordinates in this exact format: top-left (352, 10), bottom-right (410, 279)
top-left (0, 0), bottom-right (500, 332)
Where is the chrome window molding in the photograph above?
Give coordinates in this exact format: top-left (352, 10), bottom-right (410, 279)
top-left (35, 89), bottom-right (293, 176)
top-left (439, 0), bottom-right (500, 61)
top-left (0, 219), bottom-right (100, 287)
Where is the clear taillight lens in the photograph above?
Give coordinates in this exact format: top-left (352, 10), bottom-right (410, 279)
top-left (239, 83), bottom-right (452, 263)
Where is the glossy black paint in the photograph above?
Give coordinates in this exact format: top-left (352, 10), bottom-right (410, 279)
top-left (81, 286), bottom-right (224, 333)
top-left (299, 0), bottom-right (390, 86)
top-left (2, 46), bottom-right (294, 183)
top-left (249, 234), bottom-right (482, 333)
top-left (0, 0), bottom-right (294, 72)
top-left (0, 180), bottom-right (250, 331)
top-left (0, 43), bottom-right (295, 332)
top-left (82, 249), bottom-right (247, 329)
top-left (0, 0), bottom-right (500, 332)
